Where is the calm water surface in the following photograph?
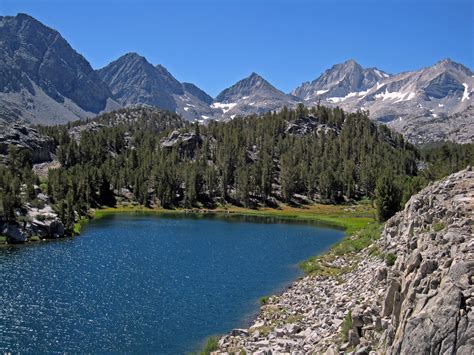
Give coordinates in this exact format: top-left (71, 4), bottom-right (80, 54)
top-left (0, 213), bottom-right (344, 354)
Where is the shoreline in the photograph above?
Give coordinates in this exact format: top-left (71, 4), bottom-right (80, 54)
top-left (3, 202), bottom-right (373, 250)
top-left (89, 202), bottom-right (374, 235)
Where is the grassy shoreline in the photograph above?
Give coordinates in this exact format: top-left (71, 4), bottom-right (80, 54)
top-left (87, 202), bottom-right (379, 278)
top-left (90, 202), bottom-right (374, 235)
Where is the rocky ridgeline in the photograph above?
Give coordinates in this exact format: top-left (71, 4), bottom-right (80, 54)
top-left (215, 168), bottom-right (473, 354)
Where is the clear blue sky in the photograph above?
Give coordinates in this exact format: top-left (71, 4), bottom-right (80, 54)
top-left (1, 0), bottom-right (473, 96)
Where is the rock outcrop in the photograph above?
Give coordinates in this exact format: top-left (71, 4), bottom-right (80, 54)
top-left (0, 201), bottom-right (66, 242)
top-left (0, 122), bottom-right (55, 163)
top-left (285, 115), bottom-right (340, 136)
top-left (379, 167), bottom-right (473, 354)
top-left (215, 167), bottom-right (473, 354)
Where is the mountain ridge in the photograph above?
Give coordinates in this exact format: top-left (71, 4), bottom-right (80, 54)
top-left (0, 13), bottom-right (119, 124)
top-left (0, 13), bottom-right (472, 144)
top-left (96, 52), bottom-right (215, 121)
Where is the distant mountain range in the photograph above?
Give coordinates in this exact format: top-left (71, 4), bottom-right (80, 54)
top-left (0, 13), bottom-right (472, 144)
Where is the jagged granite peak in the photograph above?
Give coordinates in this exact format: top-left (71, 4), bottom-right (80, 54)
top-left (0, 13), bottom-right (117, 124)
top-left (356, 59), bottom-right (474, 126)
top-left (215, 72), bottom-right (286, 103)
top-left (97, 52), bottom-right (216, 121)
top-left (97, 52), bottom-right (184, 111)
top-left (211, 72), bottom-right (298, 119)
top-left (291, 59), bottom-right (390, 101)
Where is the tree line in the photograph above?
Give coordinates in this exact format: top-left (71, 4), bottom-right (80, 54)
top-left (1, 104), bottom-right (473, 234)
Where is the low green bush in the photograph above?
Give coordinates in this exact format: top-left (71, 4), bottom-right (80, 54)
top-left (200, 336), bottom-right (219, 355)
top-left (385, 253), bottom-right (397, 266)
top-left (29, 199), bottom-right (46, 209)
top-left (340, 310), bottom-right (353, 341)
top-left (433, 222), bottom-right (445, 232)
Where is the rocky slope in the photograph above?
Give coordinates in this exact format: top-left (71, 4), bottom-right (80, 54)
top-left (67, 105), bottom-right (184, 139)
top-left (215, 168), bottom-right (474, 354)
top-left (389, 105), bottom-right (474, 145)
top-left (0, 14), bottom-right (119, 124)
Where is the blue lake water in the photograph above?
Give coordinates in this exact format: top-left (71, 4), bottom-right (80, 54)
top-left (0, 213), bottom-right (344, 354)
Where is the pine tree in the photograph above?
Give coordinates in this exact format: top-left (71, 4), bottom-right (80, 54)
top-left (375, 172), bottom-right (402, 221)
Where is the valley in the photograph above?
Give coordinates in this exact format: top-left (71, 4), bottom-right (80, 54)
top-left (0, 6), bottom-right (472, 355)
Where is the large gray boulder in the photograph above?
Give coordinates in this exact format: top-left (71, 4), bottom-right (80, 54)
top-left (1, 223), bottom-right (28, 242)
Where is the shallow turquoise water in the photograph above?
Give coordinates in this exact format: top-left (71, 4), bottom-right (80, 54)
top-left (0, 213), bottom-right (344, 354)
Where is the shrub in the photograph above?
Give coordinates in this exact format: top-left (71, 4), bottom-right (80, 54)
top-left (340, 311), bottom-right (353, 341)
top-left (385, 253), bottom-right (397, 266)
top-left (260, 295), bottom-right (270, 305)
top-left (375, 173), bottom-right (402, 222)
top-left (200, 336), bottom-right (219, 355)
top-left (29, 199), bottom-right (46, 209)
top-left (433, 222), bottom-right (445, 232)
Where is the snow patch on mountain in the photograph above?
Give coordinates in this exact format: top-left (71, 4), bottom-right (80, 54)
top-left (211, 102), bottom-right (237, 114)
top-left (375, 89), bottom-right (416, 102)
top-left (462, 83), bottom-right (470, 102)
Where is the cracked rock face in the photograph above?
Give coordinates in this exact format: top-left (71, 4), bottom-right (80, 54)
top-left (214, 167), bottom-right (473, 354)
top-left (380, 167), bottom-right (473, 354)
top-left (0, 122), bottom-right (55, 163)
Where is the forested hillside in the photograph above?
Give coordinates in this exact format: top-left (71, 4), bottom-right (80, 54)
top-left (1, 104), bottom-right (473, 239)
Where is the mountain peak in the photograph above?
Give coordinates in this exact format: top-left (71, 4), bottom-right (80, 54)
top-left (15, 13), bottom-right (36, 20)
top-left (115, 52), bottom-right (150, 65)
top-left (0, 12), bottom-right (112, 121)
top-left (212, 72), bottom-right (297, 118)
top-left (123, 52), bottom-right (144, 59)
top-left (291, 59), bottom-right (379, 100)
top-left (97, 53), bottom-right (184, 110)
top-left (215, 73), bottom-right (280, 103)
top-left (431, 58), bottom-right (473, 76)
top-left (437, 58), bottom-right (454, 65)
top-left (249, 72), bottom-right (263, 79)
top-left (342, 59), bottom-right (360, 67)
